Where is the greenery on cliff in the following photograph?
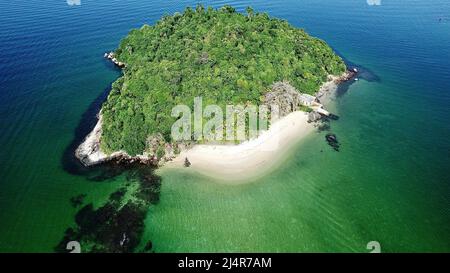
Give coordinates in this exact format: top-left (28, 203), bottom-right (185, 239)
top-left (100, 5), bottom-right (346, 155)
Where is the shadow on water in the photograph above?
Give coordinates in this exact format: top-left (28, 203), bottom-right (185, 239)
top-left (58, 75), bottom-right (162, 252)
top-left (56, 163), bottom-right (161, 253)
top-left (332, 48), bottom-right (381, 97)
top-left (61, 83), bottom-right (110, 176)
top-left (62, 59), bottom-right (127, 180)
top-left (344, 59), bottom-right (381, 83)
top-left (315, 50), bottom-right (381, 151)
top-left (61, 80), bottom-right (141, 181)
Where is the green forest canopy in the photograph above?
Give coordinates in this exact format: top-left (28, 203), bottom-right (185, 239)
top-left (100, 5), bottom-right (346, 155)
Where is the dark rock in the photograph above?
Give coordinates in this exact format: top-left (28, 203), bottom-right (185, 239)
top-left (70, 194), bottom-right (87, 208)
top-left (317, 122), bottom-right (330, 132)
top-left (109, 188), bottom-right (126, 203)
top-left (325, 133), bottom-right (340, 151)
top-left (328, 113), bottom-right (339, 120)
top-left (144, 241), bottom-right (153, 252)
top-left (326, 134), bottom-right (336, 142)
top-left (184, 157), bottom-right (191, 167)
top-left (55, 166), bottom-right (161, 253)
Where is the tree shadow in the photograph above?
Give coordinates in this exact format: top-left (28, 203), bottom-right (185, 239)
top-left (58, 78), bottom-right (161, 253)
top-left (59, 81), bottom-right (140, 182)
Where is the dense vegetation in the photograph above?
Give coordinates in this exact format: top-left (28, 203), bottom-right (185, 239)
top-left (101, 5), bottom-right (346, 155)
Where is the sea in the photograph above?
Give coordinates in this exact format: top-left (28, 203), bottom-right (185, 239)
top-left (0, 0), bottom-right (449, 252)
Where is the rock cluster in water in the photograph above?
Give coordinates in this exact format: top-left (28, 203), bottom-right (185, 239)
top-left (325, 133), bottom-right (340, 151)
top-left (55, 166), bottom-right (161, 253)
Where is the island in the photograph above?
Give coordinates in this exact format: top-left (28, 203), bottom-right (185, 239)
top-left (76, 5), bottom-right (354, 181)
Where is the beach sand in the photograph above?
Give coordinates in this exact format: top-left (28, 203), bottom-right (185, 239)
top-left (163, 73), bottom-right (351, 183)
top-left (76, 72), bottom-right (348, 181)
top-left (164, 111), bottom-right (315, 183)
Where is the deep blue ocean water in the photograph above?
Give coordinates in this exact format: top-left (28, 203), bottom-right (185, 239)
top-left (0, 0), bottom-right (449, 252)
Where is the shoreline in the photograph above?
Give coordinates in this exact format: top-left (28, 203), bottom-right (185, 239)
top-left (162, 71), bottom-right (355, 182)
top-left (75, 113), bottom-right (155, 167)
top-left (75, 70), bottom-right (355, 180)
top-left (163, 111), bottom-right (315, 183)
top-left (317, 70), bottom-right (356, 104)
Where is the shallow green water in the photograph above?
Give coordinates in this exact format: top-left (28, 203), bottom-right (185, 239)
top-left (1, 0), bottom-right (449, 252)
top-left (144, 75), bottom-right (449, 252)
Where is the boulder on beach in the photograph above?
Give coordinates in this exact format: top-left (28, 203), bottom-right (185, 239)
top-left (184, 157), bottom-right (191, 167)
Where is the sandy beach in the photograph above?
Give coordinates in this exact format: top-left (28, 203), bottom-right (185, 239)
top-left (163, 73), bottom-right (352, 183)
top-left (164, 111), bottom-right (316, 183)
top-left (76, 72), bottom-right (350, 181)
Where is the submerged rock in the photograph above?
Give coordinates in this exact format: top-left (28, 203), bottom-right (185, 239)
top-left (325, 133), bottom-right (340, 151)
top-left (316, 122), bottom-right (330, 132)
top-left (70, 194), bottom-right (87, 208)
top-left (328, 113), bottom-right (340, 121)
top-left (143, 241), bottom-right (153, 252)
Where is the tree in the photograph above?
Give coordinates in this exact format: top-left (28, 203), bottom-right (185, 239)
top-left (100, 5), bottom-right (346, 155)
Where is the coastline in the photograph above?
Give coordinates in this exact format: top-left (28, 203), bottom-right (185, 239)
top-left (75, 113), bottom-right (154, 167)
top-left (75, 70), bottom-right (354, 178)
top-left (162, 71), bottom-right (354, 182)
top-left (317, 70), bottom-right (356, 104)
top-left (163, 111), bottom-right (315, 183)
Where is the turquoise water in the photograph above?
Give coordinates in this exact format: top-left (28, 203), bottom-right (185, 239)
top-left (0, 0), bottom-right (449, 252)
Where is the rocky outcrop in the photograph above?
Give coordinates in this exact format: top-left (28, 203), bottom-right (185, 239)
top-left (75, 114), bottom-right (155, 167)
top-left (104, 52), bottom-right (125, 68)
top-left (308, 111), bottom-right (322, 123)
top-left (75, 114), bottom-right (108, 166)
top-left (264, 82), bottom-right (317, 117)
top-left (75, 114), bottom-right (190, 167)
top-left (264, 69), bottom-right (357, 119)
top-left (339, 69), bottom-right (357, 83)
top-left (316, 70), bottom-right (357, 100)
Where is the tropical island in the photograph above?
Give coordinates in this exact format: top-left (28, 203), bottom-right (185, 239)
top-left (76, 5), bottom-right (353, 180)
top-left (62, 5), bottom-right (358, 253)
